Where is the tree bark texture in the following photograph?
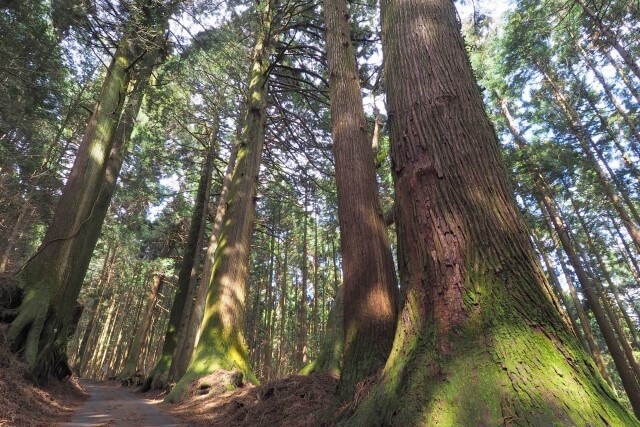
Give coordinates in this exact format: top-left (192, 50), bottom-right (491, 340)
top-left (323, 0), bottom-right (399, 400)
top-left (169, 139), bottom-right (239, 383)
top-left (346, 0), bottom-right (635, 423)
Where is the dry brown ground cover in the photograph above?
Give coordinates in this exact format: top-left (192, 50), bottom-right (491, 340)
top-left (0, 326), bottom-right (86, 426)
top-left (160, 372), bottom-right (338, 426)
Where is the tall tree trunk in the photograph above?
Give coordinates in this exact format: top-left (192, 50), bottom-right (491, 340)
top-left (166, 8), bottom-right (275, 401)
top-left (143, 129), bottom-right (217, 391)
top-left (568, 193), bottom-right (640, 349)
top-left (551, 239), bottom-right (616, 391)
top-left (169, 139), bottom-right (239, 382)
top-left (322, 0), bottom-right (399, 400)
top-left (574, 40), bottom-right (640, 151)
top-left (573, 0), bottom-right (640, 81)
top-left (276, 237), bottom-right (288, 378)
top-left (541, 192), bottom-right (640, 415)
top-left (605, 51), bottom-right (640, 105)
top-left (297, 189), bottom-right (308, 369)
top-left (6, 2), bottom-right (171, 381)
top-left (347, 0), bottom-right (635, 423)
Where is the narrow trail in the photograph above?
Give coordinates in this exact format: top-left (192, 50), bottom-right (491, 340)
top-left (60, 379), bottom-right (181, 427)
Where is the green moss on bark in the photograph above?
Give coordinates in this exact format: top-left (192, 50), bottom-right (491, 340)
top-left (345, 271), bottom-right (634, 426)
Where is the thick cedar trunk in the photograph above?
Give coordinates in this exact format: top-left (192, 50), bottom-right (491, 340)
top-left (6, 3), bottom-right (169, 381)
top-left (346, 0), bottom-right (635, 423)
top-left (166, 12), bottom-right (275, 401)
top-left (322, 0), bottom-right (399, 400)
top-left (143, 131), bottom-right (217, 391)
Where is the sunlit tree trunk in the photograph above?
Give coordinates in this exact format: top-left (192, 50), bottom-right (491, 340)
top-left (169, 139), bottom-right (239, 382)
top-left (6, 2), bottom-right (171, 381)
top-left (346, 0), bottom-right (636, 423)
top-left (166, 6), bottom-right (276, 400)
top-left (573, 0), bottom-right (640, 81)
top-left (575, 41), bottom-right (640, 151)
top-left (322, 0), bottom-right (399, 400)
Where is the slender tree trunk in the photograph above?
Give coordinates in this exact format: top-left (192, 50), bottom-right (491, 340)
top-left (143, 129), bottom-right (217, 390)
top-left (346, 0), bottom-right (636, 422)
top-left (276, 237), bottom-right (288, 378)
top-left (605, 51), bottom-right (640, 105)
top-left (577, 79), bottom-right (640, 180)
top-left (323, 0), bottom-right (399, 400)
top-left (530, 233), bottom-right (586, 348)
top-left (551, 239), bottom-right (616, 391)
top-left (539, 67), bottom-right (640, 252)
top-left (568, 193), bottom-right (640, 349)
top-left (121, 274), bottom-right (164, 377)
top-left (573, 0), bottom-right (640, 81)
top-left (575, 40), bottom-right (640, 151)
top-left (541, 192), bottom-right (640, 415)
top-left (297, 190), bottom-right (309, 369)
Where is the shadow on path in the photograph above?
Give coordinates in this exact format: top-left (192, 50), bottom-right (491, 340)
top-left (60, 379), bottom-right (181, 426)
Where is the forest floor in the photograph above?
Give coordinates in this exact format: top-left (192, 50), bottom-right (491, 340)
top-left (0, 344), bottom-right (338, 427)
top-left (0, 327), bottom-right (85, 426)
top-left (162, 372), bottom-right (338, 426)
top-left (60, 380), bottom-right (181, 426)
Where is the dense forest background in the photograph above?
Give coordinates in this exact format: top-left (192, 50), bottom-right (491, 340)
top-left (1, 0), bottom-right (639, 424)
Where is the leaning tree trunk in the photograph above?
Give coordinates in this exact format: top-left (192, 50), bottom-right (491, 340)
top-left (165, 7), bottom-right (275, 402)
top-left (345, 0), bottom-right (636, 423)
top-left (6, 2), bottom-right (170, 382)
top-left (322, 0), bottom-right (399, 401)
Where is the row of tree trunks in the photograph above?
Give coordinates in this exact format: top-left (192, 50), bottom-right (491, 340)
top-left (6, 0), bottom-right (175, 381)
top-left (143, 123), bottom-right (218, 391)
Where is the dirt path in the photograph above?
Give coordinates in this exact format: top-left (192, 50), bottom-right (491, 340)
top-left (60, 379), bottom-right (181, 426)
